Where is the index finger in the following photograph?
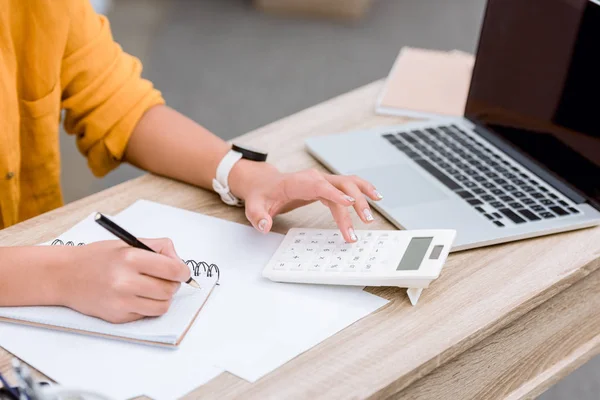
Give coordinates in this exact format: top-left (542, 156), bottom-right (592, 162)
top-left (133, 251), bottom-right (191, 283)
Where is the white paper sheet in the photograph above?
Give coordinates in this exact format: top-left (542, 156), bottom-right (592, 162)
top-left (0, 200), bottom-right (388, 399)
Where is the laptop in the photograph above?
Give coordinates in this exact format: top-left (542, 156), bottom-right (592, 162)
top-left (306, 0), bottom-right (600, 251)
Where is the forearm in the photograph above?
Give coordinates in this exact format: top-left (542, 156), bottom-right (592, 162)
top-left (125, 105), bottom-right (278, 199)
top-left (0, 247), bottom-right (69, 307)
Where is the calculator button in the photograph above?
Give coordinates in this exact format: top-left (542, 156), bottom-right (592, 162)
top-left (353, 247), bottom-right (369, 255)
top-left (332, 254), bottom-right (350, 264)
top-left (311, 232), bottom-right (326, 238)
top-left (374, 239), bottom-right (388, 247)
top-left (308, 263), bottom-right (322, 272)
top-left (343, 264), bottom-right (358, 272)
top-left (315, 253), bottom-right (330, 263)
top-left (294, 231), bottom-right (308, 237)
top-left (325, 239), bottom-right (337, 246)
top-left (326, 263), bottom-right (341, 272)
top-left (305, 246), bottom-right (318, 254)
top-left (285, 245), bottom-right (304, 254)
top-left (273, 262), bottom-right (288, 270)
top-left (290, 263), bottom-right (304, 271)
top-left (292, 238), bottom-right (307, 245)
top-left (320, 245), bottom-right (335, 253)
top-left (348, 254), bottom-right (364, 264)
top-left (281, 253), bottom-right (303, 262)
top-left (361, 264), bottom-right (374, 272)
top-left (308, 238), bottom-right (323, 245)
top-left (370, 247), bottom-right (391, 257)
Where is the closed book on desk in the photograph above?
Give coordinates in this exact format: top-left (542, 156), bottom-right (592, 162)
top-left (376, 47), bottom-right (475, 120)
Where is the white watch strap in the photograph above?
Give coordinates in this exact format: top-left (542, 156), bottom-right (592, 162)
top-left (212, 150), bottom-right (244, 206)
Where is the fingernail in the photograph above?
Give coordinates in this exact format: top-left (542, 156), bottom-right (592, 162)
top-left (348, 228), bottom-right (358, 242)
top-left (363, 208), bottom-right (374, 222)
top-left (374, 190), bottom-right (384, 200)
top-left (258, 219), bottom-right (268, 232)
top-left (344, 195), bottom-right (356, 203)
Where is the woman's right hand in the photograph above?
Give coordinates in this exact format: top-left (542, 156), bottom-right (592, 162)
top-left (58, 238), bottom-right (191, 323)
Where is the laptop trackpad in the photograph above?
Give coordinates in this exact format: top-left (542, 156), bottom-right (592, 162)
top-left (354, 164), bottom-right (449, 208)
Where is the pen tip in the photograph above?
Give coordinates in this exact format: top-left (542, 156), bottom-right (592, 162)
top-left (94, 213), bottom-right (102, 221)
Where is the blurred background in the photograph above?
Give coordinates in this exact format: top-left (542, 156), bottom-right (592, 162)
top-left (61, 1), bottom-right (599, 397)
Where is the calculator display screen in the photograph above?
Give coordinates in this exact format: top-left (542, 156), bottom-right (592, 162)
top-left (396, 237), bottom-right (433, 271)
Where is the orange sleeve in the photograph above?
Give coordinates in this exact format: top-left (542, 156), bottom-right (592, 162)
top-left (60, 0), bottom-right (165, 177)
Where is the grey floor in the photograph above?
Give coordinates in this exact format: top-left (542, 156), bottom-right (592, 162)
top-left (59, 0), bottom-right (599, 398)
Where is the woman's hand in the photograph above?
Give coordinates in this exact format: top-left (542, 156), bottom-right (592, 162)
top-left (229, 161), bottom-right (383, 243)
top-left (57, 238), bottom-right (190, 323)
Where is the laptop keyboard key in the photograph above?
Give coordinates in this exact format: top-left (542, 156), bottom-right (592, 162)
top-left (493, 220), bottom-right (505, 227)
top-left (517, 209), bottom-right (541, 221)
top-left (413, 159), bottom-right (461, 191)
top-left (456, 190), bottom-right (474, 199)
top-left (521, 198), bottom-right (535, 205)
top-left (475, 206), bottom-right (485, 213)
top-left (509, 202), bottom-right (523, 209)
top-left (481, 195), bottom-right (495, 202)
top-left (531, 205), bottom-right (545, 212)
top-left (490, 201), bottom-right (504, 208)
top-left (500, 195), bottom-right (514, 202)
top-left (512, 191), bottom-right (526, 198)
top-left (473, 188), bottom-right (486, 195)
top-left (550, 206), bottom-right (569, 216)
top-left (540, 212), bottom-right (555, 219)
top-left (541, 199), bottom-right (554, 206)
top-left (468, 199), bottom-right (483, 206)
top-left (567, 207), bottom-right (580, 214)
top-left (499, 208), bottom-right (526, 224)
top-left (491, 189), bottom-right (504, 196)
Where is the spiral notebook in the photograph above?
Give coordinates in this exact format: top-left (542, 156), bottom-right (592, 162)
top-left (0, 214), bottom-right (218, 347)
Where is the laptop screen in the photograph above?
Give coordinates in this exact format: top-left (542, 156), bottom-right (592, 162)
top-left (464, 0), bottom-right (600, 206)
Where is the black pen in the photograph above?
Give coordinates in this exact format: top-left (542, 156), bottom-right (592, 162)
top-left (94, 212), bottom-right (194, 284)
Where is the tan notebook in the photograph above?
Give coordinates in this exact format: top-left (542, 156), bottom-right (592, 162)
top-left (376, 47), bottom-right (475, 119)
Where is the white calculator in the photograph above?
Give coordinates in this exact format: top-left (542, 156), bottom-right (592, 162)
top-left (263, 228), bottom-right (456, 305)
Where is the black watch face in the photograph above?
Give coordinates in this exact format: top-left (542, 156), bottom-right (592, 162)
top-left (232, 144), bottom-right (268, 162)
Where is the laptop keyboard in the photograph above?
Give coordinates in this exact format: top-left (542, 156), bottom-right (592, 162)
top-left (382, 125), bottom-right (581, 227)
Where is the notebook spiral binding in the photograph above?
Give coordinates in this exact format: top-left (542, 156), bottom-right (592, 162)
top-left (184, 260), bottom-right (220, 285)
top-left (51, 239), bottom-right (220, 283)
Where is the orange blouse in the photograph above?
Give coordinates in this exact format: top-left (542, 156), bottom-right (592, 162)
top-left (0, 0), bottom-right (164, 228)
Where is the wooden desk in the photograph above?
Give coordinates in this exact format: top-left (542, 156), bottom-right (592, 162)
top-left (1, 81), bottom-right (599, 399)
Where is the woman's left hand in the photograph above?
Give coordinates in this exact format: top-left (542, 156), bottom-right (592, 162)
top-left (230, 162), bottom-right (383, 243)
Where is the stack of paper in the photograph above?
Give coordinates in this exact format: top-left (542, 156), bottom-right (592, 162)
top-left (0, 200), bottom-right (388, 399)
top-left (376, 47), bottom-right (475, 120)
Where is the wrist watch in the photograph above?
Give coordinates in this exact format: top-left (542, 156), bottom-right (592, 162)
top-left (212, 144), bottom-right (268, 207)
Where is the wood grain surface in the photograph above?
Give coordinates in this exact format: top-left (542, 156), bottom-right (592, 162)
top-left (1, 81), bottom-right (599, 399)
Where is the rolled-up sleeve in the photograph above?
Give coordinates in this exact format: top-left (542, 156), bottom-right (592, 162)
top-left (60, 0), bottom-right (164, 177)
